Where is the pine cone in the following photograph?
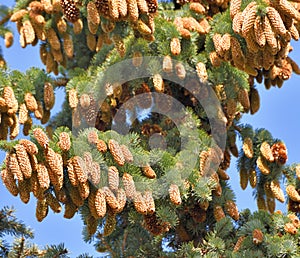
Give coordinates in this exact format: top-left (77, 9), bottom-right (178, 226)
top-left (64, 200), bottom-right (78, 219)
top-left (153, 73), bottom-right (164, 93)
top-left (108, 166), bottom-right (119, 192)
top-left (19, 179), bottom-right (31, 203)
top-left (233, 235), bottom-right (245, 252)
top-left (134, 191), bottom-right (148, 214)
top-left (122, 173), bottom-right (136, 199)
top-left (239, 167), bottom-right (248, 190)
top-left (33, 128), bottom-right (49, 148)
top-left (95, 188), bottom-right (107, 218)
top-left (270, 180), bottom-right (285, 203)
top-left (287, 213), bottom-right (300, 228)
top-left (1, 167), bottom-right (19, 196)
top-left (36, 198), bottom-right (49, 222)
top-left (46, 192), bottom-right (62, 213)
top-left (108, 139), bottom-right (125, 166)
top-left (58, 132), bottom-right (71, 152)
top-left (60, 0), bottom-right (80, 23)
top-left (213, 205), bottom-right (225, 221)
top-left (286, 185), bottom-right (300, 202)
top-left (256, 156), bottom-right (270, 175)
top-left (72, 156), bottom-right (88, 183)
top-left (249, 169), bottom-right (257, 188)
top-left (169, 184), bottom-right (181, 205)
top-left (142, 165), bottom-right (156, 179)
top-left (116, 188), bottom-right (127, 213)
top-left (271, 142), bottom-right (287, 165)
top-left (144, 190), bottom-right (155, 214)
top-left (257, 194), bottom-right (267, 210)
top-left (132, 51), bottom-right (143, 67)
top-left (36, 163), bottom-right (50, 189)
top-left (252, 228), bottom-right (263, 245)
top-left (260, 141), bottom-right (274, 162)
top-left (284, 222), bottom-right (297, 235)
top-left (224, 200), bottom-right (239, 221)
top-left (6, 153), bottom-right (23, 182)
top-left (96, 139), bottom-right (108, 153)
top-left (120, 144), bottom-right (133, 163)
top-left (14, 144), bottom-right (32, 179)
top-left (170, 37), bottom-right (181, 56)
top-left (103, 210), bottom-right (117, 236)
top-left (242, 137), bottom-right (253, 159)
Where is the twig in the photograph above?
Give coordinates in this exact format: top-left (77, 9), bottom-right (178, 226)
top-left (121, 230), bottom-right (128, 255)
top-left (0, 13), bottom-right (11, 26)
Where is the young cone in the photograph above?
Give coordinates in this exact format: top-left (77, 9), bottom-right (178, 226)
top-left (242, 137), bottom-right (253, 158)
top-left (45, 192), bottom-right (62, 213)
top-left (213, 205), bottom-right (225, 221)
top-left (108, 139), bottom-right (125, 166)
top-left (252, 229), bottom-right (263, 245)
top-left (134, 191), bottom-right (148, 214)
top-left (36, 198), bottom-right (48, 222)
top-left (286, 185), bottom-right (300, 202)
top-left (108, 166), bottom-right (119, 192)
top-left (270, 180), bottom-right (285, 203)
top-left (95, 188), bottom-right (107, 218)
top-left (58, 132), bottom-right (71, 152)
top-left (224, 200), bottom-right (239, 221)
top-left (284, 222), bottom-right (297, 235)
top-left (142, 165), bottom-right (156, 179)
top-left (1, 167), bottom-right (19, 196)
top-left (169, 184), bottom-right (181, 205)
top-left (260, 141), bottom-right (274, 162)
top-left (14, 144), bottom-right (32, 179)
top-left (122, 172), bottom-right (136, 199)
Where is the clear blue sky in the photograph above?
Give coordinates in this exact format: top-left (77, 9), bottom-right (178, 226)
top-left (1, 0), bottom-right (300, 256)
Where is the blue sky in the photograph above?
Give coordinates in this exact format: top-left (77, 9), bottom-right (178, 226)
top-left (1, 0), bottom-right (300, 256)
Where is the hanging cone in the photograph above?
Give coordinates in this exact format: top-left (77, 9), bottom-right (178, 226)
top-left (224, 200), bottom-right (239, 221)
top-left (239, 167), bottom-right (248, 190)
top-left (64, 200), bottom-right (78, 219)
top-left (134, 191), bottom-right (148, 214)
top-left (46, 192), bottom-right (62, 213)
top-left (249, 169), bottom-right (257, 188)
top-left (242, 137), bottom-right (253, 158)
top-left (233, 235), bottom-right (245, 252)
top-left (108, 139), bottom-right (125, 166)
top-left (122, 173), bottom-right (136, 199)
top-left (18, 179), bottom-right (31, 203)
top-left (108, 166), bottom-right (119, 192)
top-left (256, 156), bottom-right (270, 175)
top-left (260, 141), bottom-right (274, 162)
top-left (95, 188), bottom-right (107, 218)
top-left (103, 187), bottom-right (119, 211)
top-left (142, 165), bottom-right (156, 179)
top-left (116, 188), bottom-right (127, 213)
top-left (36, 198), bottom-right (49, 222)
top-left (144, 190), bottom-right (155, 214)
top-left (270, 180), bottom-right (285, 203)
top-left (36, 163), bottom-right (50, 189)
top-left (103, 210), bottom-right (117, 236)
top-left (271, 142), bottom-right (287, 165)
top-left (96, 139), bottom-right (108, 153)
top-left (33, 128), bottom-right (49, 148)
top-left (120, 144), bottom-right (133, 163)
top-left (1, 167), bottom-right (19, 196)
top-left (14, 144), bottom-right (32, 179)
top-left (163, 55), bottom-right (173, 73)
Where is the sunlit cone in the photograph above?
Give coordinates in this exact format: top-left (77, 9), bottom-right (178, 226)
top-left (7, 153), bottom-right (23, 182)
top-left (3, 86), bottom-right (16, 109)
top-left (127, 0), bottom-right (139, 22)
top-left (18, 179), bottom-right (31, 203)
top-left (108, 166), bottom-right (119, 192)
top-left (286, 185), bottom-right (300, 202)
top-left (34, 101), bottom-right (43, 120)
top-left (169, 184), bottom-right (181, 205)
top-left (287, 213), bottom-right (300, 228)
top-left (271, 142), bottom-right (288, 165)
top-left (56, 17), bottom-right (67, 34)
top-left (4, 32), bottom-right (13, 48)
top-left (36, 163), bottom-right (50, 189)
top-left (45, 148), bottom-right (64, 190)
top-left (284, 222), bottom-right (297, 235)
top-left (256, 156), bottom-right (270, 175)
top-left (260, 141), bottom-right (274, 162)
top-left (152, 73), bottom-right (164, 93)
top-left (60, 0), bottom-right (80, 23)
top-left (24, 92), bottom-right (38, 112)
top-left (137, 0), bottom-right (148, 13)
top-left (108, 139), bottom-right (125, 166)
top-left (68, 88), bottom-right (78, 109)
top-left (64, 200), bottom-right (78, 219)
top-left (36, 198), bottom-right (48, 222)
top-left (119, 144), bottom-right (133, 163)
top-left (58, 132), bottom-right (71, 152)
top-left (230, 0), bottom-right (241, 19)
top-left (10, 9), bottom-right (28, 22)
top-left (46, 28), bottom-right (61, 51)
top-left (213, 205), bottom-right (225, 222)
top-left (79, 94), bottom-right (90, 109)
top-left (134, 191), bottom-right (148, 214)
top-left (144, 190), bottom-right (155, 214)
top-left (252, 228), bottom-right (263, 245)
top-left (230, 36), bottom-right (245, 68)
top-left (19, 28), bottom-right (26, 48)
top-left (195, 62), bottom-right (208, 83)
top-left (249, 169), bottom-right (257, 188)
top-left (122, 173), bottom-right (136, 199)
top-left (295, 164), bottom-right (300, 180)
top-left (87, 1), bottom-right (100, 25)
top-left (9, 114), bottom-right (19, 140)
top-left (118, 0), bottom-right (127, 17)
top-left (96, 139), bottom-right (108, 153)
top-left (209, 51), bottom-right (221, 67)
top-left (95, 188), bottom-right (107, 218)
top-left (1, 167), bottom-right (19, 196)
top-left (86, 31), bottom-right (97, 52)
top-left (190, 2), bottom-right (206, 14)
top-left (14, 144), bottom-right (32, 179)
top-left (43, 82), bottom-right (55, 110)
top-left (242, 137), bottom-right (253, 159)
top-left (103, 210), bottom-right (117, 236)
top-left (73, 18), bottom-right (83, 34)
top-left (72, 156), bottom-right (88, 183)
top-left (266, 7), bottom-right (287, 37)
top-left (88, 190), bottom-right (99, 219)
top-left (233, 235), bottom-right (245, 252)
top-left (18, 103), bottom-right (28, 124)
top-left (22, 20), bottom-right (35, 45)
top-left (142, 165), bottom-right (156, 179)
top-left (270, 180), bottom-right (285, 203)
top-left (232, 12), bottom-right (243, 34)
top-left (199, 150), bottom-right (210, 176)
top-left (114, 188), bottom-right (126, 213)
top-left (108, 0), bottom-right (119, 19)
top-left (170, 37), bottom-right (181, 56)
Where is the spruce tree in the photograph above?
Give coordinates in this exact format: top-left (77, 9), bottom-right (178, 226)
top-left (0, 0), bottom-right (300, 257)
